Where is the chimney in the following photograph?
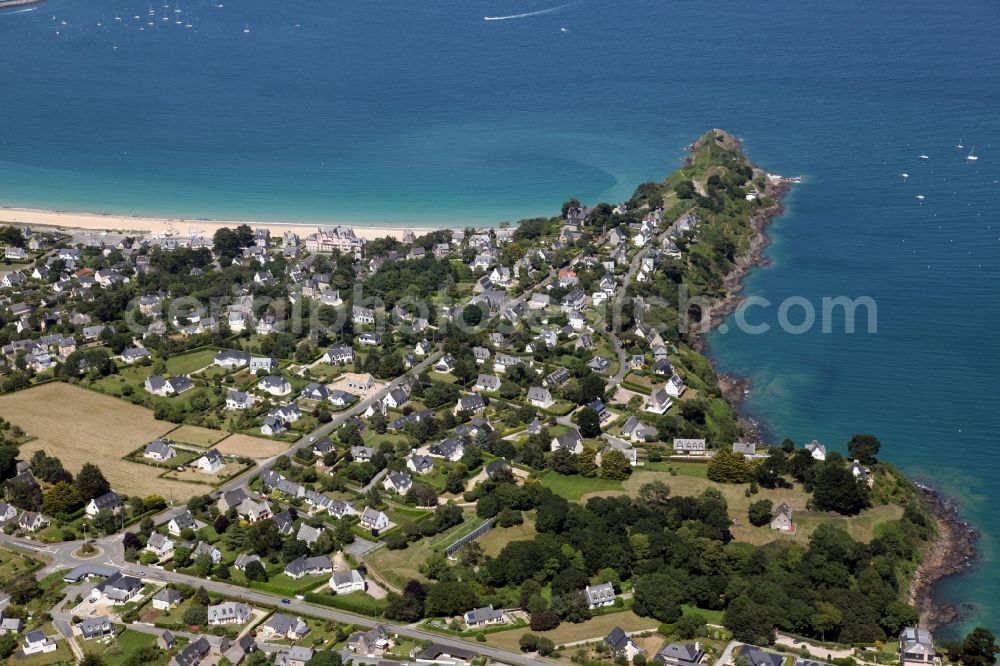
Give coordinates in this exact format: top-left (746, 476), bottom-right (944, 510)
top-left (695, 642), bottom-right (702, 653)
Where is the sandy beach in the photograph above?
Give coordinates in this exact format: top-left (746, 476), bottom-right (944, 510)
top-left (0, 206), bottom-right (451, 241)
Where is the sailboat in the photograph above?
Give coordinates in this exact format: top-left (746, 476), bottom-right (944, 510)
top-left (243, 23), bottom-right (250, 33)
top-left (148, 4), bottom-right (155, 15)
top-left (918, 154), bottom-right (929, 160)
top-left (957, 139), bottom-right (964, 149)
top-left (967, 146), bottom-right (978, 161)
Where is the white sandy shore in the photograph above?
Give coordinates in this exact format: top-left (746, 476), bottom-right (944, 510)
top-left (0, 206), bottom-right (453, 241)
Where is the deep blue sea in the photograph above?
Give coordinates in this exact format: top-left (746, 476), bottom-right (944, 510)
top-left (2, 0), bottom-right (999, 636)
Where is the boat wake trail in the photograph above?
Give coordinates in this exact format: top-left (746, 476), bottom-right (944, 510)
top-left (484, 2), bottom-right (575, 21)
top-left (0, 6), bottom-right (38, 14)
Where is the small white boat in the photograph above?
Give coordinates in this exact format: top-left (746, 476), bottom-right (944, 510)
top-left (918, 154), bottom-right (929, 160)
top-left (901, 172), bottom-right (909, 178)
top-left (957, 139), bottom-right (964, 149)
top-left (967, 146), bottom-right (978, 161)
top-left (149, 4), bottom-right (155, 15)
top-left (915, 195), bottom-right (925, 200)
top-left (243, 23), bottom-right (250, 32)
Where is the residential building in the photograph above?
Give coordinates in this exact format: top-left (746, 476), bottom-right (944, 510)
top-left (605, 627), bottom-right (643, 661)
top-left (584, 582), bottom-right (616, 608)
top-left (144, 439), bottom-right (177, 461)
top-left (464, 605), bottom-right (504, 628)
top-left (330, 568), bottom-right (366, 594)
top-left (207, 602), bottom-right (251, 626)
top-left (672, 438), bottom-right (706, 456)
top-left (653, 642), bottom-right (706, 666)
top-left (900, 628), bottom-right (937, 666)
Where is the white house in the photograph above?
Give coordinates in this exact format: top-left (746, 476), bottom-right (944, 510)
top-left (805, 440), bottom-right (827, 461)
top-left (330, 569), bottom-right (366, 595)
top-left (208, 602), bottom-right (252, 626)
top-left (194, 449), bottom-right (225, 474)
top-left (526, 386), bottom-right (553, 409)
top-left (645, 387), bottom-right (674, 415)
top-left (360, 507), bottom-right (389, 533)
top-left (143, 439), bottom-right (176, 461)
top-left (258, 375), bottom-right (292, 397)
top-left (584, 582), bottom-right (616, 609)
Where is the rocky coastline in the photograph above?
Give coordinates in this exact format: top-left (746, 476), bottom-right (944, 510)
top-left (693, 142), bottom-right (979, 632)
top-left (910, 483), bottom-right (980, 630)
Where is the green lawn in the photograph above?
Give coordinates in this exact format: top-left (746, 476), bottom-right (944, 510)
top-left (165, 349), bottom-right (220, 376)
top-left (477, 518), bottom-right (537, 557)
top-left (15, 639), bottom-right (75, 666)
top-left (540, 472), bottom-right (624, 501)
top-left (365, 507), bottom-right (481, 589)
top-left (82, 629), bottom-right (166, 666)
top-left (0, 547), bottom-right (43, 579)
top-left (249, 573), bottom-right (328, 596)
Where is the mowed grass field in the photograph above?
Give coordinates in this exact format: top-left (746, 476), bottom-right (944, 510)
top-left (477, 518), bottom-right (537, 557)
top-left (0, 383), bottom-right (206, 500)
top-left (214, 433), bottom-right (289, 458)
top-left (364, 507), bottom-right (480, 589)
top-left (166, 424), bottom-right (227, 447)
top-left (579, 463), bottom-right (901, 545)
top-left (485, 610), bottom-right (658, 650)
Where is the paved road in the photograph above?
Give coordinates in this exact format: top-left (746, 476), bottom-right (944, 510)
top-left (113, 564), bottom-right (553, 666)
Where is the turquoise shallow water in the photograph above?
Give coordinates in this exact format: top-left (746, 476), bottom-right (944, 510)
top-left (2, 0), bottom-right (999, 635)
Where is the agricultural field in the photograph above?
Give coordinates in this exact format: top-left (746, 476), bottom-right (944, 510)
top-left (477, 518), bottom-right (536, 557)
top-left (214, 433), bottom-right (289, 458)
top-left (165, 424), bottom-right (228, 447)
top-left (0, 383), bottom-right (206, 500)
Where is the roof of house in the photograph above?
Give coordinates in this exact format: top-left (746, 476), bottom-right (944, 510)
top-left (605, 627), bottom-right (632, 653)
top-left (464, 605), bottom-right (503, 624)
top-left (654, 643), bottom-right (705, 665)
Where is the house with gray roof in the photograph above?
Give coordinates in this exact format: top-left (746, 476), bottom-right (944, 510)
top-left (454, 394), bottom-right (485, 415)
top-left (463, 605), bottom-right (503, 628)
top-left (550, 429), bottom-right (583, 455)
top-left (672, 438), bottom-right (706, 455)
top-left (207, 602), bottom-right (251, 626)
top-left (734, 645), bottom-right (785, 666)
top-left (900, 627), bottom-right (937, 666)
top-left (260, 614), bottom-right (311, 641)
top-left (234, 553), bottom-right (262, 572)
top-left (406, 453), bottom-right (434, 475)
top-left (383, 471), bottom-right (413, 495)
top-left (605, 627), bottom-right (643, 661)
top-left (653, 642), bottom-right (705, 666)
top-left (171, 636), bottom-right (210, 666)
top-left (89, 572), bottom-right (141, 604)
top-left (144, 439), bottom-right (177, 461)
top-left (295, 522), bottom-right (323, 545)
top-left (152, 587), bottom-right (184, 611)
top-left (274, 646), bottom-right (315, 666)
top-left (584, 582), bottom-right (616, 608)
top-left (330, 569), bottom-right (366, 595)
top-left (430, 437), bottom-right (465, 462)
top-left (284, 555), bottom-right (332, 579)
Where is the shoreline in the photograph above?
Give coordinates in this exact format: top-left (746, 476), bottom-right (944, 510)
top-left (910, 483), bottom-right (980, 631)
top-left (691, 144), bottom-right (980, 633)
top-left (0, 206), bottom-right (454, 241)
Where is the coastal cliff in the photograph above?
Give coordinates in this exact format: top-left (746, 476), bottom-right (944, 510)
top-left (685, 130), bottom-right (979, 633)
